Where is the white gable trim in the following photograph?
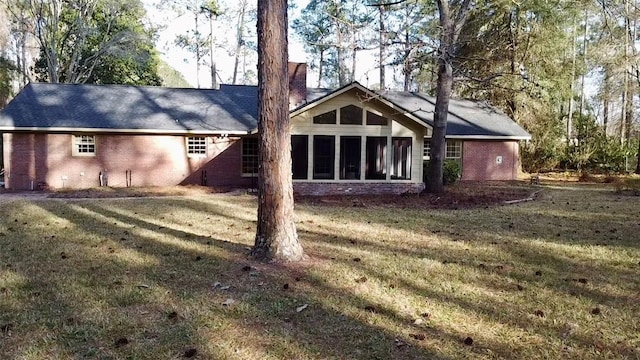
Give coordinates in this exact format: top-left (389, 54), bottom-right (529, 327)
top-left (290, 82), bottom-right (432, 130)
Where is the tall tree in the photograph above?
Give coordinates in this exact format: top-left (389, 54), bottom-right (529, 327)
top-left (252, 0), bottom-right (304, 262)
top-left (426, 0), bottom-right (473, 193)
top-left (28, 0), bottom-right (161, 85)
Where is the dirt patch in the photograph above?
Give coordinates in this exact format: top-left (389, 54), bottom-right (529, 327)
top-left (296, 181), bottom-right (536, 210)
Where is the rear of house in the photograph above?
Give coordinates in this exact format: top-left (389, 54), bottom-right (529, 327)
top-left (0, 74), bottom-right (530, 193)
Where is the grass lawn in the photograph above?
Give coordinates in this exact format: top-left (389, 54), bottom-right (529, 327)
top-left (0, 182), bottom-right (638, 359)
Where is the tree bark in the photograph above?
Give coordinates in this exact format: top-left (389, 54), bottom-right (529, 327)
top-left (252, 0), bottom-right (304, 262)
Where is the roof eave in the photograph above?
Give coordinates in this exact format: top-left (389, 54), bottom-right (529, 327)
top-left (439, 135), bottom-right (532, 140)
top-left (0, 126), bottom-right (252, 135)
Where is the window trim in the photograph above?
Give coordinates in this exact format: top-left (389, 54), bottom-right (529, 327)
top-left (186, 136), bottom-right (208, 157)
top-left (72, 134), bottom-right (96, 157)
top-left (241, 137), bottom-right (259, 177)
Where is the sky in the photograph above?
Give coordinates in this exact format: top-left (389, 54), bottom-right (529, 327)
top-left (144, 0), bottom-right (380, 88)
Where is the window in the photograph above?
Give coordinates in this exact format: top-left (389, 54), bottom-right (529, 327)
top-left (391, 138), bottom-right (412, 180)
top-left (423, 139), bottom-right (431, 160)
top-left (291, 135), bottom-right (308, 180)
top-left (73, 135), bottom-right (96, 156)
top-left (187, 137), bottom-right (207, 156)
top-left (242, 137), bottom-right (259, 175)
top-left (423, 139), bottom-right (461, 160)
top-left (365, 137), bottom-right (387, 180)
top-left (366, 111), bottom-right (388, 126)
top-left (446, 141), bottom-right (462, 159)
top-left (340, 136), bottom-right (361, 180)
top-left (340, 105), bottom-right (363, 125)
top-left (313, 136), bottom-right (335, 179)
top-left (313, 110), bottom-right (337, 124)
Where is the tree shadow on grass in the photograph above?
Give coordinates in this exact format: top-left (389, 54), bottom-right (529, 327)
top-left (1, 199), bottom-right (450, 359)
top-left (298, 221), bottom-right (639, 359)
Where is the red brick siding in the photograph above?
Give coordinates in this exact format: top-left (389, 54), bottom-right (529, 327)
top-left (461, 141), bottom-right (519, 181)
top-left (3, 133), bottom-right (253, 190)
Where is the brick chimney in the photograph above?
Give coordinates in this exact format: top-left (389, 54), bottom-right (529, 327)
top-left (288, 62), bottom-right (307, 109)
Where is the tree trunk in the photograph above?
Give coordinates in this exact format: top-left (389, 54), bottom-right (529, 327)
top-left (232, 0), bottom-right (247, 85)
top-left (427, 0), bottom-right (472, 193)
top-left (636, 136), bottom-right (640, 174)
top-left (252, 0), bottom-right (304, 262)
top-left (379, 4), bottom-right (385, 90)
top-left (427, 53), bottom-right (452, 194)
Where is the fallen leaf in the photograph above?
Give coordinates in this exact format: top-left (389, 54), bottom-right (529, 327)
top-left (222, 298), bottom-right (235, 306)
top-left (137, 284), bottom-right (150, 289)
top-left (296, 304), bottom-right (308, 313)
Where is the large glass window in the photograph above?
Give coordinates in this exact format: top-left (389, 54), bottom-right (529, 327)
top-left (313, 110), bottom-right (337, 124)
top-left (365, 137), bottom-right (387, 180)
top-left (241, 137), bottom-right (259, 175)
top-left (366, 111), bottom-right (388, 126)
top-left (292, 135), bottom-right (308, 180)
top-left (340, 105), bottom-right (363, 125)
top-left (187, 136), bottom-right (207, 156)
top-left (391, 137), bottom-right (412, 180)
top-left (313, 136), bottom-right (335, 179)
top-left (73, 135), bottom-right (96, 156)
top-left (340, 136), bottom-right (361, 180)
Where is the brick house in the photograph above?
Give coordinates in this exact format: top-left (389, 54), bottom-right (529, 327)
top-left (0, 64), bottom-right (530, 194)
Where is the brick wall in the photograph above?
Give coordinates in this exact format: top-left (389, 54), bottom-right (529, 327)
top-left (461, 141), bottom-right (519, 181)
top-left (293, 182), bottom-right (424, 196)
top-left (3, 133), bottom-right (253, 190)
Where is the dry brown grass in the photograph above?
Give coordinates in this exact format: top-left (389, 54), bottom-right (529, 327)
top-left (0, 182), bottom-right (638, 359)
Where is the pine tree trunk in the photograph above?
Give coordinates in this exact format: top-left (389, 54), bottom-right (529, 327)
top-left (252, 0), bottom-right (305, 262)
top-left (426, 54), bottom-right (452, 194)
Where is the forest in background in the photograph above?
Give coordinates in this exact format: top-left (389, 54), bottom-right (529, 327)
top-left (1, 0), bottom-right (639, 174)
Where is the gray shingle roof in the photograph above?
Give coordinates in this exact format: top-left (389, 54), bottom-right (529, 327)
top-left (0, 83), bottom-right (258, 134)
top-left (382, 90), bottom-right (531, 139)
top-left (0, 82), bottom-right (530, 139)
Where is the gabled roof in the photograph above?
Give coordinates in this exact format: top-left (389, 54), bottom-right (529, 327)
top-left (291, 82), bottom-right (431, 128)
top-left (382, 91), bottom-right (531, 140)
top-left (0, 83), bottom-right (258, 134)
top-left (0, 82), bottom-right (530, 140)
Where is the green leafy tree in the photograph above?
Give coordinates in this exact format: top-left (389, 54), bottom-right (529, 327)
top-left (30, 0), bottom-right (161, 85)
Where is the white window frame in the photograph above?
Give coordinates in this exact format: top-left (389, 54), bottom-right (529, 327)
top-left (72, 135), bottom-right (96, 157)
top-left (186, 136), bottom-right (207, 157)
top-left (423, 139), bottom-right (462, 161)
top-left (241, 137), bottom-right (259, 176)
top-left (446, 140), bottom-right (462, 160)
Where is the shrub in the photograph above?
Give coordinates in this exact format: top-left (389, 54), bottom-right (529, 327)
top-left (423, 160), bottom-right (461, 185)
